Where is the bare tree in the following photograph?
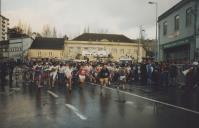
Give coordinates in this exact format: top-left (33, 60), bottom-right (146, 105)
top-left (97, 28), bottom-right (109, 34)
top-left (42, 24), bottom-right (52, 37)
top-left (142, 39), bottom-right (156, 57)
top-left (17, 20), bottom-right (24, 33)
top-left (16, 20), bottom-right (34, 36)
top-left (83, 26), bottom-right (90, 33)
top-left (27, 25), bottom-right (32, 36)
top-left (16, 20), bottom-right (28, 34)
top-left (83, 27), bottom-right (87, 33)
top-left (52, 27), bottom-right (57, 38)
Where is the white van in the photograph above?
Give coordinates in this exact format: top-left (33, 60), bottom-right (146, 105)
top-left (119, 58), bottom-right (133, 64)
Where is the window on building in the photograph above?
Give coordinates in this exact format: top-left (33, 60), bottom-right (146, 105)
top-left (111, 48), bottom-right (117, 54)
top-left (69, 47), bottom-right (74, 52)
top-left (186, 8), bottom-right (193, 27)
top-left (163, 21), bottom-right (168, 36)
top-left (60, 52), bottom-right (63, 57)
top-left (38, 51), bottom-right (41, 57)
top-left (174, 15), bottom-right (180, 31)
top-left (133, 49), bottom-right (137, 54)
top-left (98, 48), bottom-right (103, 51)
top-left (49, 52), bottom-right (52, 56)
top-left (76, 47), bottom-right (81, 54)
top-left (127, 49), bottom-right (131, 54)
top-left (120, 49), bottom-right (124, 54)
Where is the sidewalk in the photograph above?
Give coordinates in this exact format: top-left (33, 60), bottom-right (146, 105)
top-left (109, 81), bottom-right (199, 112)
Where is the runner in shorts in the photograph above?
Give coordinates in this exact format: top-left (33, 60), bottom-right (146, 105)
top-left (118, 66), bottom-right (127, 90)
top-left (65, 63), bottom-right (73, 92)
top-left (58, 63), bottom-right (66, 86)
top-left (34, 63), bottom-right (42, 88)
top-left (78, 64), bottom-right (87, 88)
top-left (49, 63), bottom-right (58, 88)
top-left (42, 63), bottom-right (49, 86)
top-left (98, 64), bottom-right (110, 93)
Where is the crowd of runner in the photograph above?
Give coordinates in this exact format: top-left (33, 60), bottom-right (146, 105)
top-left (0, 59), bottom-right (199, 92)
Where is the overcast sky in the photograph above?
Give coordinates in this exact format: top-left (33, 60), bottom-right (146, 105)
top-left (2, 0), bottom-right (181, 39)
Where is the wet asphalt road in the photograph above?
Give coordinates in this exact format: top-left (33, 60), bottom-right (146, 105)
top-left (0, 81), bottom-right (199, 128)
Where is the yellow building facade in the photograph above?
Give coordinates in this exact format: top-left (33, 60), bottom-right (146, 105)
top-left (27, 34), bottom-right (146, 62)
top-left (28, 37), bottom-right (65, 60)
top-left (28, 49), bottom-right (64, 59)
top-left (64, 40), bottom-right (146, 62)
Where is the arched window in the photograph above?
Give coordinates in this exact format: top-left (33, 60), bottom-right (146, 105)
top-left (163, 21), bottom-right (168, 36)
top-left (174, 15), bottom-right (180, 31)
top-left (186, 8), bottom-right (193, 27)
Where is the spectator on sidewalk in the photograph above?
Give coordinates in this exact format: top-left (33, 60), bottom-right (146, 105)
top-left (0, 62), bottom-right (8, 91)
top-left (8, 60), bottom-right (15, 87)
top-left (141, 60), bottom-right (147, 85)
top-left (192, 62), bottom-right (199, 89)
top-left (169, 62), bottom-right (178, 86)
top-left (146, 60), bottom-right (154, 87)
top-left (152, 62), bottom-right (160, 87)
top-left (185, 62), bottom-right (198, 90)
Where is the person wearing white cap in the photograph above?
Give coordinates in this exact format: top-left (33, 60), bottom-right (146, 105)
top-left (192, 61), bottom-right (199, 89)
top-left (193, 61), bottom-right (198, 66)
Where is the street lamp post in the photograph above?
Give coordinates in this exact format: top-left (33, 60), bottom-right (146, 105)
top-left (194, 0), bottom-right (198, 61)
top-left (0, 0), bottom-right (1, 15)
top-left (137, 25), bottom-right (145, 62)
top-left (148, 1), bottom-right (158, 61)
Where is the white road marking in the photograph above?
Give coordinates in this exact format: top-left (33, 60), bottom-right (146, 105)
top-left (8, 90), bottom-right (15, 95)
top-left (65, 104), bottom-right (87, 120)
top-left (47, 90), bottom-right (59, 98)
top-left (88, 82), bottom-right (199, 115)
top-left (126, 101), bottom-right (134, 105)
top-left (10, 88), bottom-right (21, 91)
top-left (0, 90), bottom-right (15, 95)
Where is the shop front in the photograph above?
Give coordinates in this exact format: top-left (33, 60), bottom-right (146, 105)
top-left (163, 44), bottom-right (190, 63)
top-left (161, 37), bottom-right (194, 63)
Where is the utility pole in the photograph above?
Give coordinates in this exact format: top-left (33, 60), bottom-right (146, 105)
top-left (194, 0), bottom-right (198, 61)
top-left (148, 1), bottom-right (158, 61)
top-left (137, 25), bottom-right (145, 62)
